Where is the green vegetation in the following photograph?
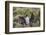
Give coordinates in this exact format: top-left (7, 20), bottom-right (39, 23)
top-left (13, 7), bottom-right (40, 28)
